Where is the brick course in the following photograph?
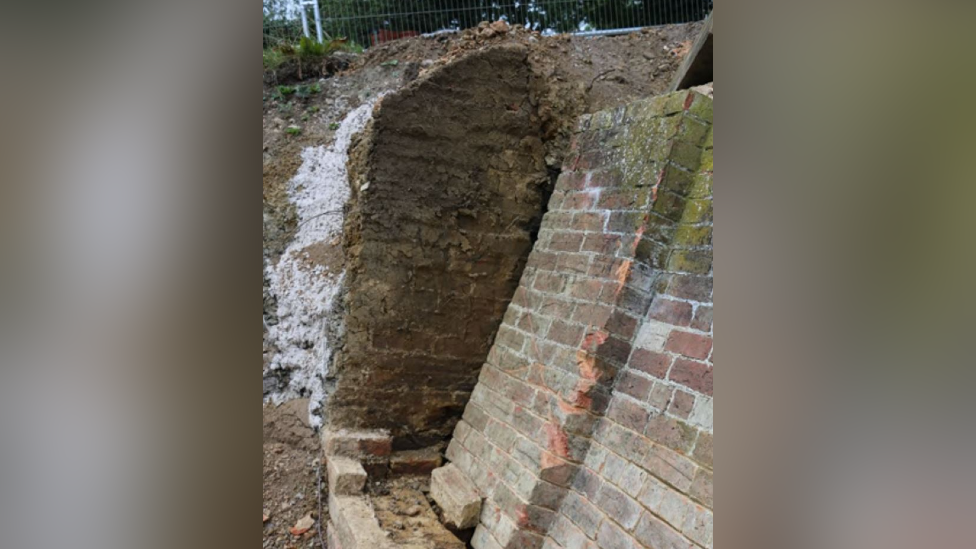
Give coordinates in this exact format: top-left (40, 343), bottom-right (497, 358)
top-left (436, 90), bottom-right (713, 549)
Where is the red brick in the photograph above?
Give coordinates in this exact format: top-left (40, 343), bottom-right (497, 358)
top-left (607, 397), bottom-right (651, 434)
top-left (557, 171), bottom-right (587, 190)
top-left (666, 274), bottom-right (712, 301)
top-left (668, 389), bottom-right (695, 419)
top-left (586, 168), bottom-right (624, 188)
top-left (669, 358), bottom-right (713, 396)
top-left (572, 303), bottom-right (612, 327)
top-left (597, 188), bottom-right (639, 210)
top-left (582, 233), bottom-right (621, 254)
top-left (568, 278), bottom-right (606, 301)
top-left (549, 232), bottom-right (585, 252)
top-left (547, 320), bottom-right (584, 347)
top-left (616, 370), bottom-right (652, 400)
top-left (647, 296), bottom-right (693, 326)
top-left (533, 272), bottom-right (567, 293)
top-left (665, 331), bottom-right (712, 360)
top-left (605, 311), bottom-right (638, 340)
top-left (630, 349), bottom-right (672, 379)
top-left (571, 212), bottom-right (605, 231)
top-left (555, 253), bottom-right (591, 274)
top-left (564, 191), bottom-right (597, 211)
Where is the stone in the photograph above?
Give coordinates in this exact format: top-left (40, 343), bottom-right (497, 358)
top-left (329, 493), bottom-right (393, 549)
top-left (327, 456), bottom-right (367, 496)
top-left (430, 464), bottom-right (483, 530)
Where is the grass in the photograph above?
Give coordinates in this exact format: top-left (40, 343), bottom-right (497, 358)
top-left (262, 35), bottom-right (361, 72)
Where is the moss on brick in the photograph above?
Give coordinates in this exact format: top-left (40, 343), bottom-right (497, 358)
top-left (668, 249), bottom-right (713, 274)
top-left (681, 199), bottom-right (713, 224)
top-left (674, 225), bottom-right (713, 247)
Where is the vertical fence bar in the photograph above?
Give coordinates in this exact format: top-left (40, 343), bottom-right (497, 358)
top-left (312, 0), bottom-right (324, 42)
top-left (300, 1), bottom-right (311, 38)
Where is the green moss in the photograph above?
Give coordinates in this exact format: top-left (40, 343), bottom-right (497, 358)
top-left (681, 199), bottom-right (713, 223)
top-left (674, 225), bottom-right (712, 247)
top-left (652, 190), bottom-right (687, 222)
top-left (688, 92), bottom-right (713, 122)
top-left (670, 141), bottom-right (703, 171)
top-left (668, 249), bottom-right (712, 274)
top-left (688, 175), bottom-right (712, 199)
top-left (676, 117), bottom-right (709, 146)
top-left (658, 164), bottom-right (695, 195)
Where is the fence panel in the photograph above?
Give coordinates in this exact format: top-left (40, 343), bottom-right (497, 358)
top-left (265, 1), bottom-right (712, 49)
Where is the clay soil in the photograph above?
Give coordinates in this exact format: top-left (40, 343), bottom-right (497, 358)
top-left (263, 400), bottom-right (327, 549)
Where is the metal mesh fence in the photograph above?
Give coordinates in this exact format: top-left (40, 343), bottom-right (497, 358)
top-left (264, 0), bottom-right (712, 50)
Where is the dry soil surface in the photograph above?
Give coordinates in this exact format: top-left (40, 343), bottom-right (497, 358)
top-left (263, 399), bottom-right (327, 549)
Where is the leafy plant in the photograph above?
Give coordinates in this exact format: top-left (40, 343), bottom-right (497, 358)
top-left (285, 126), bottom-right (302, 136)
top-left (277, 85), bottom-right (296, 96)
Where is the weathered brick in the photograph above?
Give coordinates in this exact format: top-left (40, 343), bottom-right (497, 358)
top-left (615, 370), bottom-right (652, 401)
top-left (667, 249), bottom-right (712, 275)
top-left (667, 389), bottom-right (695, 419)
top-left (629, 349), bottom-right (672, 379)
top-left (572, 212), bottom-right (606, 232)
top-left (692, 431), bottom-right (713, 469)
top-left (644, 413), bottom-right (697, 453)
top-left (556, 253), bottom-right (592, 275)
top-left (633, 511), bottom-right (693, 549)
top-left (668, 358), bottom-right (713, 396)
top-left (547, 320), bottom-right (585, 347)
top-left (607, 397), bottom-right (651, 434)
top-left (534, 272), bottom-right (568, 293)
top-left (689, 467), bottom-right (713, 508)
top-left (563, 191), bottom-right (598, 211)
top-left (647, 382), bottom-right (673, 411)
top-left (596, 519), bottom-right (640, 549)
top-left (665, 274), bottom-right (712, 301)
top-left (550, 515), bottom-right (590, 549)
top-left (431, 463), bottom-right (483, 529)
top-left (562, 492), bottom-right (603, 539)
top-left (582, 233), bottom-right (622, 255)
top-left (647, 296), bottom-right (693, 326)
top-left (327, 456), bottom-right (367, 496)
top-left (690, 305), bottom-right (713, 332)
top-left (682, 505), bottom-right (713, 548)
top-left (586, 168), bottom-right (624, 189)
top-left (665, 331), bottom-right (713, 360)
top-left (572, 303), bottom-right (613, 327)
top-left (642, 443), bottom-right (697, 492)
top-left (549, 232), bottom-right (585, 252)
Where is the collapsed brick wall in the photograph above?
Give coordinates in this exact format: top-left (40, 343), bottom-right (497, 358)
top-left (327, 43), bottom-right (551, 446)
top-left (440, 89), bottom-right (713, 549)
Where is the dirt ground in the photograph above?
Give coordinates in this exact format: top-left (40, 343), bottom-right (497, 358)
top-left (263, 399), bottom-right (327, 549)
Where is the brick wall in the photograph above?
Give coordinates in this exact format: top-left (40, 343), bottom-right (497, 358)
top-left (442, 89), bottom-right (713, 549)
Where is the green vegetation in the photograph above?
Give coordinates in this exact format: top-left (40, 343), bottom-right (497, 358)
top-left (285, 126), bottom-right (302, 136)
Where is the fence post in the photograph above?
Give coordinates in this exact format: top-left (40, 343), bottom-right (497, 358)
top-left (311, 0), bottom-right (324, 43)
top-left (299, 0), bottom-right (310, 38)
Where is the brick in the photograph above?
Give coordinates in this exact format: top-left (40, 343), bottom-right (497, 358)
top-left (586, 168), bottom-right (624, 188)
top-left (632, 320), bottom-right (672, 352)
top-left (665, 275), bottom-right (712, 301)
top-left (431, 464), bottom-right (483, 529)
top-left (629, 349), bottom-right (672, 379)
top-left (690, 305), bottom-right (713, 332)
top-left (647, 296), bottom-right (693, 326)
top-left (572, 212), bottom-right (606, 232)
top-left (582, 233), bottom-right (622, 254)
top-left (534, 272), bottom-right (568, 293)
top-left (682, 505), bottom-right (713, 548)
top-left (573, 303), bottom-right (612, 327)
top-left (656, 489), bottom-right (695, 531)
top-left (562, 492), bottom-right (603, 538)
top-left (633, 512), bottom-right (693, 549)
top-left (550, 232), bottom-right (585, 252)
top-left (642, 444), bottom-right (697, 492)
top-left (548, 320), bottom-right (585, 347)
top-left (550, 515), bottom-right (590, 549)
top-left (667, 389), bottom-right (695, 419)
top-left (673, 224), bottom-right (712, 246)
top-left (665, 331), bottom-right (712, 360)
top-left (594, 483), bottom-right (642, 530)
top-left (329, 494), bottom-right (394, 549)
top-left (615, 370), bottom-right (652, 401)
top-left (604, 311), bottom-right (638, 340)
top-left (606, 211), bottom-right (644, 233)
top-left (556, 253), bottom-right (592, 275)
top-left (323, 429), bottom-right (393, 459)
top-left (327, 456), bottom-right (367, 496)
top-left (557, 171), bottom-right (588, 191)
top-left (692, 431), bottom-right (713, 469)
top-left (648, 382), bottom-right (673, 411)
top-left (472, 525), bottom-right (503, 549)
top-left (564, 191), bottom-right (598, 211)
top-left (669, 358), bottom-right (713, 396)
top-left (667, 250), bottom-right (712, 275)
top-left (596, 519), bottom-right (640, 549)
top-left (689, 468), bottom-right (713, 508)
top-left (644, 413), bottom-right (697, 453)
top-left (607, 397), bottom-right (651, 434)
top-left (389, 447), bottom-right (443, 476)
top-left (689, 396), bottom-right (713, 431)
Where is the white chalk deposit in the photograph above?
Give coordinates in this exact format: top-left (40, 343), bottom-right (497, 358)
top-left (264, 102), bottom-right (374, 427)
